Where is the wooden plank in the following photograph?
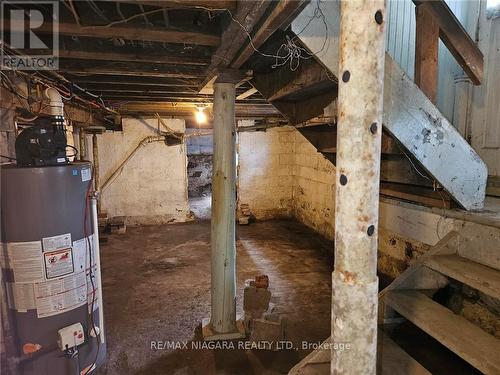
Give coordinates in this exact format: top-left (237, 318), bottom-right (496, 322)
top-left (59, 67), bottom-right (203, 79)
top-left (114, 0), bottom-right (237, 11)
top-left (385, 290), bottom-right (500, 374)
top-left (236, 87), bottom-right (258, 100)
top-left (425, 255), bottom-right (500, 300)
top-left (414, 4), bottom-right (439, 103)
top-left (232, 0), bottom-right (307, 68)
top-left (57, 50), bottom-right (209, 66)
top-left (201, 0), bottom-right (271, 90)
top-left (17, 22), bottom-right (220, 46)
top-left (414, 0), bottom-right (483, 85)
top-left (288, 332), bottom-right (430, 375)
top-left (256, 62), bottom-right (333, 102)
top-left (380, 182), bottom-right (452, 209)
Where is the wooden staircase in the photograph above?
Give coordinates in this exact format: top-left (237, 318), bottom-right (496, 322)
top-left (290, 231), bottom-right (500, 374)
top-left (246, 0), bottom-right (487, 211)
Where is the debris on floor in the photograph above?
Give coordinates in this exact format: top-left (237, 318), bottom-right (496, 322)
top-left (109, 216), bottom-right (127, 234)
top-left (238, 203), bottom-right (253, 225)
top-left (244, 274), bottom-right (287, 350)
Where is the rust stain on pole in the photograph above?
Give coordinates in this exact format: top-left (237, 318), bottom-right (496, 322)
top-left (332, 0), bottom-right (386, 374)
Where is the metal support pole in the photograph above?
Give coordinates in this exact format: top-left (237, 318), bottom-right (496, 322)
top-left (79, 128), bottom-right (86, 161)
top-left (332, 1), bottom-right (386, 374)
top-left (92, 133), bottom-right (101, 213)
top-left (202, 79), bottom-right (244, 340)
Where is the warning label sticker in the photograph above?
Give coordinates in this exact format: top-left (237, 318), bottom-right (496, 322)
top-left (7, 282), bottom-right (35, 311)
top-left (72, 235), bottom-right (95, 273)
top-left (81, 168), bottom-right (92, 182)
top-left (34, 272), bottom-right (87, 318)
top-left (43, 248), bottom-right (74, 279)
top-left (6, 241), bottom-right (45, 283)
top-left (42, 233), bottom-right (72, 252)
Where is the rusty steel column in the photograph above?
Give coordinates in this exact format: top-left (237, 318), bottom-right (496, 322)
top-left (332, 1), bottom-right (386, 374)
top-left (202, 78), bottom-right (244, 340)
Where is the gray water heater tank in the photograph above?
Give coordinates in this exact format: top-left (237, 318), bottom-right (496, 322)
top-left (1, 162), bottom-right (106, 374)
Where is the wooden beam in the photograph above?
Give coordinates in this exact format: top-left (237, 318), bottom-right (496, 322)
top-left (414, 4), bottom-right (439, 103)
top-left (414, 0), bottom-right (483, 85)
top-left (200, 0), bottom-right (271, 90)
top-left (59, 67), bottom-right (203, 79)
top-left (231, 0), bottom-right (307, 68)
top-left (236, 87), bottom-right (258, 100)
top-left (57, 50), bottom-right (209, 66)
top-left (114, 0), bottom-right (237, 11)
top-left (253, 60), bottom-right (334, 102)
top-left (117, 101), bottom-right (280, 118)
top-left (14, 22), bottom-right (220, 46)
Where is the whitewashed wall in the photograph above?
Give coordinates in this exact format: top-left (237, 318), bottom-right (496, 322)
top-left (95, 117), bottom-right (190, 225)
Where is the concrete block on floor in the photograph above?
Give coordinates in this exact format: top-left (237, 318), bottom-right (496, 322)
top-left (243, 285), bottom-right (271, 314)
top-left (249, 316), bottom-right (287, 350)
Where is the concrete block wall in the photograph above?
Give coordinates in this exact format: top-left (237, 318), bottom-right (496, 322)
top-left (237, 124), bottom-right (295, 220)
top-left (96, 117), bottom-right (190, 225)
top-left (237, 126), bottom-right (336, 238)
top-left (291, 131), bottom-right (336, 239)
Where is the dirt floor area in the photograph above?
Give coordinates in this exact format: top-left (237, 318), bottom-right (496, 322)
top-left (97, 220), bottom-right (333, 375)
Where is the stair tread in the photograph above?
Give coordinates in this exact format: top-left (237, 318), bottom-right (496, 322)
top-left (288, 332), bottom-right (430, 375)
top-left (385, 290), bottom-right (500, 374)
top-left (425, 254), bottom-right (500, 299)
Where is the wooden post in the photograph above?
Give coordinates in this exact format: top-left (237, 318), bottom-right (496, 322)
top-left (415, 3), bottom-right (439, 103)
top-left (202, 75), bottom-right (245, 340)
top-left (333, 0), bottom-right (386, 373)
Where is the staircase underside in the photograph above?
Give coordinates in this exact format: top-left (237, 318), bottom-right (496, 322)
top-left (248, 0), bottom-right (487, 211)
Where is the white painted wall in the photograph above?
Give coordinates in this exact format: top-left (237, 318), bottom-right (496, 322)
top-left (96, 117), bottom-right (190, 225)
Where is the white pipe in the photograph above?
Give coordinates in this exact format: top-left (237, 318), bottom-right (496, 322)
top-left (90, 197), bottom-right (105, 344)
top-left (44, 87), bottom-right (64, 117)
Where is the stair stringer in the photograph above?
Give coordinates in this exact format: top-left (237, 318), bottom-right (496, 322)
top-left (291, 1), bottom-right (487, 210)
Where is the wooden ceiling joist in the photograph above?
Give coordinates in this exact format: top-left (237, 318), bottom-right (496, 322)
top-left (23, 22), bottom-right (220, 46)
top-left (231, 0), bottom-right (307, 69)
top-left (113, 0), bottom-right (237, 12)
top-left (60, 67), bottom-right (204, 79)
top-left (57, 50), bottom-right (210, 66)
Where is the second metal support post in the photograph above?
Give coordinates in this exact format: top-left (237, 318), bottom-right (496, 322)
top-left (332, 0), bottom-right (386, 374)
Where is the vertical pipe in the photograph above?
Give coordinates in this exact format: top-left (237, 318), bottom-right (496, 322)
top-left (90, 196), bottom-right (105, 344)
top-left (210, 81), bottom-right (237, 334)
top-left (332, 1), bottom-right (386, 374)
top-left (79, 128), bottom-right (86, 161)
top-left (92, 133), bottom-right (101, 213)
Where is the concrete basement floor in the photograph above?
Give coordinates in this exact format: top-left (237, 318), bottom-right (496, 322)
top-left (96, 219), bottom-right (479, 375)
top-left (97, 220), bottom-right (333, 375)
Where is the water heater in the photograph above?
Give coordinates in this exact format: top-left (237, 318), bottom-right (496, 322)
top-left (1, 162), bottom-right (106, 374)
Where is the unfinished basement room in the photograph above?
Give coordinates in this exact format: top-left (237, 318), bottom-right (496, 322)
top-left (1, 0), bottom-right (500, 374)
